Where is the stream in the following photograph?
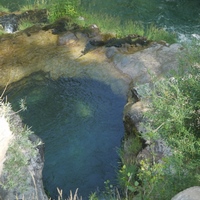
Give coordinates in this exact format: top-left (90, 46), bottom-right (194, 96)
top-left (1, 0), bottom-right (199, 40)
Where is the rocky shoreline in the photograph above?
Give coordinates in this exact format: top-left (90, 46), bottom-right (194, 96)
top-left (0, 9), bottom-right (197, 200)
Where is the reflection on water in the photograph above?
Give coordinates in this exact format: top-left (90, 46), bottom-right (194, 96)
top-left (5, 73), bottom-right (126, 199)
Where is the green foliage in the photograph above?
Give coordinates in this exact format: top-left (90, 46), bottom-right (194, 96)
top-left (20, 0), bottom-right (48, 11)
top-left (75, 12), bottom-right (144, 38)
top-left (179, 40), bottom-right (200, 68)
top-left (145, 24), bottom-right (177, 44)
top-left (121, 20), bottom-right (145, 38)
top-left (134, 43), bottom-right (200, 199)
top-left (118, 164), bottom-right (139, 199)
top-left (0, 4), bottom-right (10, 12)
top-left (89, 192), bottom-right (98, 200)
top-left (75, 11), bottom-right (176, 43)
top-left (18, 19), bottom-right (35, 31)
top-left (0, 29), bottom-right (6, 35)
top-left (0, 98), bottom-right (38, 192)
top-left (115, 41), bottom-right (200, 200)
top-left (48, 0), bottom-right (80, 22)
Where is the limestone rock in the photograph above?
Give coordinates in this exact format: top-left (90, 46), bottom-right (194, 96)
top-left (112, 43), bottom-right (183, 84)
top-left (171, 186), bottom-right (200, 200)
top-left (0, 107), bottom-right (48, 200)
top-left (0, 115), bottom-right (13, 175)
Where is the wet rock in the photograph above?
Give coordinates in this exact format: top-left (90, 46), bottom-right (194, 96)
top-left (57, 32), bottom-right (78, 46)
top-left (18, 9), bottom-right (48, 24)
top-left (0, 13), bottom-right (18, 33)
top-left (105, 35), bottom-right (149, 47)
top-left (0, 9), bottom-right (48, 33)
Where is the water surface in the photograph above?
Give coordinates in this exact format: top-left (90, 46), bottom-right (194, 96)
top-left (6, 72), bottom-right (126, 199)
top-left (1, 0), bottom-right (199, 39)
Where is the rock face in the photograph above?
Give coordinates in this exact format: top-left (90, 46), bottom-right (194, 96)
top-left (171, 186), bottom-right (200, 200)
top-left (0, 112), bottom-right (13, 176)
top-left (110, 42), bottom-right (182, 84)
top-left (0, 105), bottom-right (48, 200)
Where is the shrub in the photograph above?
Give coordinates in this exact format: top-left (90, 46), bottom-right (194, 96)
top-left (48, 0), bottom-right (80, 22)
top-left (135, 42), bottom-right (200, 199)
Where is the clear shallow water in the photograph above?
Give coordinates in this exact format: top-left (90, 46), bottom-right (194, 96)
top-left (1, 0), bottom-right (199, 39)
top-left (6, 72), bottom-right (126, 199)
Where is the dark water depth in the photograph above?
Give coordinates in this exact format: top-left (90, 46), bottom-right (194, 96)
top-left (5, 73), bottom-right (126, 199)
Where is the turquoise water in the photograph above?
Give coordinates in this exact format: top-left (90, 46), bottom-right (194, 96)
top-left (1, 0), bottom-right (199, 39)
top-left (6, 73), bottom-right (126, 199)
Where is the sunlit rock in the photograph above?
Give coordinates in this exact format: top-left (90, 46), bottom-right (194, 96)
top-left (171, 186), bottom-right (200, 200)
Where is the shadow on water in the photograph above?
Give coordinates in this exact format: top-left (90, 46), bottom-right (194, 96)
top-left (5, 71), bottom-right (126, 199)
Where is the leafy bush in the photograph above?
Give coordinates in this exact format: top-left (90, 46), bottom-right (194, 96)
top-left (114, 41), bottom-right (200, 200)
top-left (134, 43), bottom-right (200, 199)
top-left (48, 0), bottom-right (80, 22)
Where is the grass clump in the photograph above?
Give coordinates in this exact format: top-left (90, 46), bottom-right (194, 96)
top-left (0, 4), bottom-right (10, 13)
top-left (146, 24), bottom-right (177, 44)
top-left (48, 0), bottom-right (80, 23)
top-left (75, 11), bottom-right (176, 43)
top-left (18, 19), bottom-right (35, 31)
top-left (0, 95), bottom-right (40, 192)
top-left (19, 0), bottom-right (48, 12)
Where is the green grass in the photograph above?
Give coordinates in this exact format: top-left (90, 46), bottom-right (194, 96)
top-left (0, 4), bottom-right (10, 12)
top-left (145, 24), bottom-right (177, 44)
top-left (18, 19), bottom-right (35, 31)
top-left (75, 11), bottom-right (176, 43)
top-left (6, 0), bottom-right (176, 44)
top-left (0, 95), bottom-right (39, 192)
top-left (119, 41), bottom-right (200, 199)
top-left (19, 0), bottom-right (48, 12)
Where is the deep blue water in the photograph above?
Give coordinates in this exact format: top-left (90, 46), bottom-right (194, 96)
top-left (6, 73), bottom-right (126, 199)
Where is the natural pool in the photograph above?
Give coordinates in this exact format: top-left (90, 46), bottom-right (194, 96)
top-left (6, 72), bottom-right (126, 199)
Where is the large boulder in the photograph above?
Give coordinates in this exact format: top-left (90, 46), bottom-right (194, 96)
top-left (171, 186), bottom-right (200, 200)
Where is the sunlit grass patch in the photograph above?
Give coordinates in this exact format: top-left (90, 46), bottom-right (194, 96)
top-left (19, 0), bottom-right (48, 12)
top-left (145, 24), bottom-right (177, 44)
top-left (0, 4), bottom-right (10, 13)
top-left (18, 19), bottom-right (35, 31)
top-left (76, 11), bottom-right (176, 43)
